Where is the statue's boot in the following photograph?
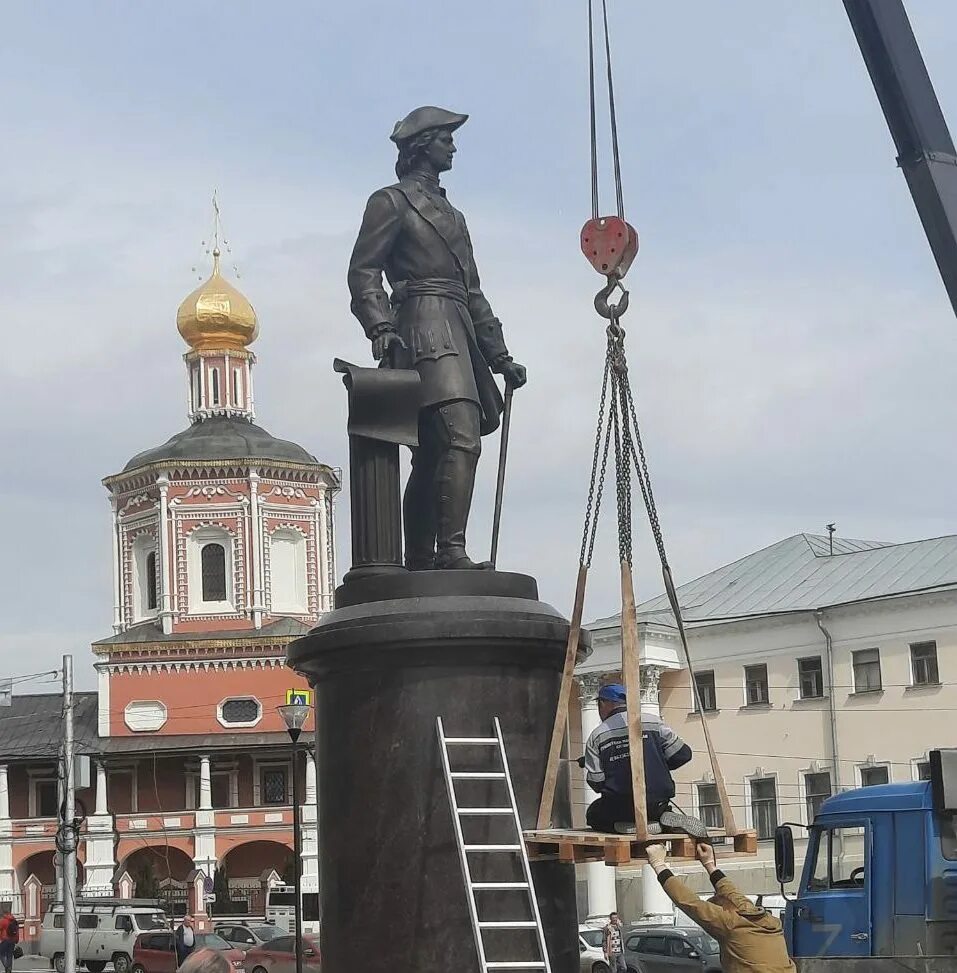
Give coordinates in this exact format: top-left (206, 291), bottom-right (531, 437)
top-left (434, 448), bottom-right (493, 570)
top-left (403, 446), bottom-right (437, 571)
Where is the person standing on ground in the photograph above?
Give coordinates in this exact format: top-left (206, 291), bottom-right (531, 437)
top-left (175, 916), bottom-right (196, 968)
top-left (602, 912), bottom-right (627, 972)
top-left (0, 912), bottom-right (20, 973)
top-left (644, 841), bottom-right (797, 973)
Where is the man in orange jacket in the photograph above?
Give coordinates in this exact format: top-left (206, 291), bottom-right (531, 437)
top-left (644, 841), bottom-right (797, 973)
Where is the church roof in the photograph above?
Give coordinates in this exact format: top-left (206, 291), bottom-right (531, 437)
top-left (0, 691), bottom-right (308, 760)
top-left (93, 616), bottom-right (312, 646)
top-left (118, 415), bottom-right (320, 474)
top-left (587, 532), bottom-right (957, 630)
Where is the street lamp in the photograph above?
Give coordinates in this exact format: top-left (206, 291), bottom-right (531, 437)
top-left (277, 703), bottom-right (310, 973)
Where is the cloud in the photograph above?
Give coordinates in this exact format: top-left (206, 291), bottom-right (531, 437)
top-left (4, 1), bottom-right (957, 687)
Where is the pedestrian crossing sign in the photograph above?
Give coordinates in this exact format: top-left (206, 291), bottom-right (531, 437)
top-left (285, 689), bottom-right (313, 706)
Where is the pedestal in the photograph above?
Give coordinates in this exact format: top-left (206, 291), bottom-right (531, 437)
top-left (288, 570), bottom-right (589, 973)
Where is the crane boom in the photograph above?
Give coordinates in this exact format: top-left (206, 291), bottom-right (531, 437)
top-left (844, 0), bottom-right (957, 319)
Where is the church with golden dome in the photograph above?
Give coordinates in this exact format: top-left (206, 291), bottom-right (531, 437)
top-left (0, 229), bottom-right (339, 929)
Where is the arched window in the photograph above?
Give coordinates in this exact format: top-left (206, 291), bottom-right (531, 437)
top-left (132, 534), bottom-right (158, 620)
top-left (201, 543), bottom-right (227, 602)
top-left (146, 551), bottom-right (158, 610)
top-left (233, 369), bottom-right (242, 406)
top-left (269, 528), bottom-right (308, 614)
top-left (210, 368), bottom-right (221, 406)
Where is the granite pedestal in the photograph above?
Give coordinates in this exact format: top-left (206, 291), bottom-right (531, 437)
top-left (287, 570), bottom-right (588, 973)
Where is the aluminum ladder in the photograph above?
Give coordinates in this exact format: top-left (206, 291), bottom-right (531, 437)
top-left (436, 716), bottom-right (552, 973)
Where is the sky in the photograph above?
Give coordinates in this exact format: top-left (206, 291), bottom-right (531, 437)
top-left (3, 1), bottom-right (957, 690)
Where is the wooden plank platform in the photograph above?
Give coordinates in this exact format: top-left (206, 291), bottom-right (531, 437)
top-left (523, 828), bottom-right (758, 866)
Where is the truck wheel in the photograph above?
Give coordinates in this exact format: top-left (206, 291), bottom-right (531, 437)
top-left (132, 964), bottom-right (146, 973)
top-left (592, 964), bottom-right (611, 973)
top-left (54, 955), bottom-right (66, 973)
top-left (87, 963), bottom-right (107, 973)
top-left (113, 953), bottom-right (133, 973)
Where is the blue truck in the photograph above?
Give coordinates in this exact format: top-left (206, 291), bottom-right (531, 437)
top-left (774, 749), bottom-right (957, 969)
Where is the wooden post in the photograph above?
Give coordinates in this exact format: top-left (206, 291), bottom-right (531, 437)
top-left (620, 561), bottom-right (648, 841)
top-left (537, 564), bottom-right (588, 829)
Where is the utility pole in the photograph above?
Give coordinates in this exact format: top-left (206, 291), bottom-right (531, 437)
top-left (61, 655), bottom-right (77, 973)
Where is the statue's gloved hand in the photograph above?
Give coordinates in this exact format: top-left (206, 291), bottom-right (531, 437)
top-left (371, 327), bottom-right (407, 364)
top-left (495, 358), bottom-right (527, 389)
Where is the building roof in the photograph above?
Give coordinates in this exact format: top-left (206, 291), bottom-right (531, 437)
top-left (0, 691), bottom-right (310, 761)
top-left (93, 616), bottom-right (312, 647)
top-left (118, 415), bottom-right (319, 474)
top-left (0, 692), bottom-right (99, 760)
top-left (588, 532), bottom-right (957, 630)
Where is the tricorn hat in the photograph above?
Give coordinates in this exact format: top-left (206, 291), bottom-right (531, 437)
top-left (390, 106), bottom-right (468, 144)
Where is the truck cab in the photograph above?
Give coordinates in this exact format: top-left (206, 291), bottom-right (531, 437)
top-left (776, 749), bottom-right (957, 962)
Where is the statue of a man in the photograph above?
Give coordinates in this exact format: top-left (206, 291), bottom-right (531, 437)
top-left (348, 106), bottom-right (527, 570)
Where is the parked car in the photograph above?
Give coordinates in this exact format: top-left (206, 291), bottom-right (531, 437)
top-left (213, 923), bottom-right (286, 953)
top-left (132, 931), bottom-right (245, 973)
top-left (39, 898), bottom-right (169, 973)
top-left (244, 934), bottom-right (321, 973)
top-left (578, 925), bottom-right (609, 973)
top-left (622, 926), bottom-right (721, 973)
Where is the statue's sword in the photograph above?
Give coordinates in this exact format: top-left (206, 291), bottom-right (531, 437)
top-left (489, 383), bottom-right (514, 568)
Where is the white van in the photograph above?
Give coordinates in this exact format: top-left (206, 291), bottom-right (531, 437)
top-left (38, 898), bottom-right (169, 973)
top-left (264, 885), bottom-right (320, 936)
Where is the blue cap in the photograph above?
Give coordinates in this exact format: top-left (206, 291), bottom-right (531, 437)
top-left (597, 683), bottom-right (626, 703)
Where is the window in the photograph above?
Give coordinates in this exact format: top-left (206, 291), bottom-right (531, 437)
top-left (750, 777), bottom-right (778, 840)
top-left (798, 657), bottom-right (824, 699)
top-left (34, 778), bottom-right (59, 818)
top-left (697, 784), bottom-right (723, 830)
top-left (744, 664), bottom-right (769, 706)
top-left (670, 939), bottom-right (698, 959)
top-left (860, 765), bottom-right (889, 787)
top-left (269, 529), bottom-right (308, 614)
top-left (910, 641), bottom-right (939, 686)
top-left (639, 937), bottom-right (668, 955)
top-left (211, 368), bottom-right (221, 406)
top-left (805, 772), bottom-right (832, 821)
top-left (807, 826), bottom-right (866, 891)
top-left (192, 366), bottom-right (202, 412)
top-left (78, 915), bottom-right (99, 930)
top-left (261, 767), bottom-right (288, 805)
top-left (53, 915), bottom-right (64, 929)
top-left (132, 535), bottom-right (158, 620)
top-left (270, 938), bottom-right (295, 954)
top-left (201, 543), bottom-right (227, 602)
top-left (694, 670), bottom-right (717, 712)
top-left (115, 915), bottom-right (133, 932)
top-left (916, 761), bottom-right (932, 781)
top-left (146, 551), bottom-right (158, 611)
top-left (233, 369), bottom-right (242, 405)
top-left (219, 697), bottom-right (262, 726)
top-left (852, 648), bottom-right (882, 693)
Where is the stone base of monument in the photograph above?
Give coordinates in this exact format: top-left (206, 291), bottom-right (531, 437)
top-left (288, 569), bottom-right (588, 973)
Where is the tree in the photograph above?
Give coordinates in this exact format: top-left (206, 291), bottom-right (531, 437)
top-left (134, 859), bottom-right (160, 900)
top-left (213, 865), bottom-right (232, 913)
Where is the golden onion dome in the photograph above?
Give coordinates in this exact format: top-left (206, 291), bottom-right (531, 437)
top-left (176, 250), bottom-right (259, 351)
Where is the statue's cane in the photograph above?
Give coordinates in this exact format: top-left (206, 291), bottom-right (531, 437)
top-left (489, 383), bottom-right (514, 568)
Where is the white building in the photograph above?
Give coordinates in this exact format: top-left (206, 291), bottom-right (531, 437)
top-left (573, 532), bottom-right (957, 920)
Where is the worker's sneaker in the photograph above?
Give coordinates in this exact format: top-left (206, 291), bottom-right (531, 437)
top-left (613, 821), bottom-right (663, 835)
top-left (659, 810), bottom-right (711, 841)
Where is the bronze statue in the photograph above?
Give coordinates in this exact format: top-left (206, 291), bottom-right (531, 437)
top-left (348, 107), bottom-right (527, 571)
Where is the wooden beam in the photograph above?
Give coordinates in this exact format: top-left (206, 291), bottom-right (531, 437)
top-left (537, 564), bottom-right (588, 830)
top-left (620, 561), bottom-right (649, 841)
